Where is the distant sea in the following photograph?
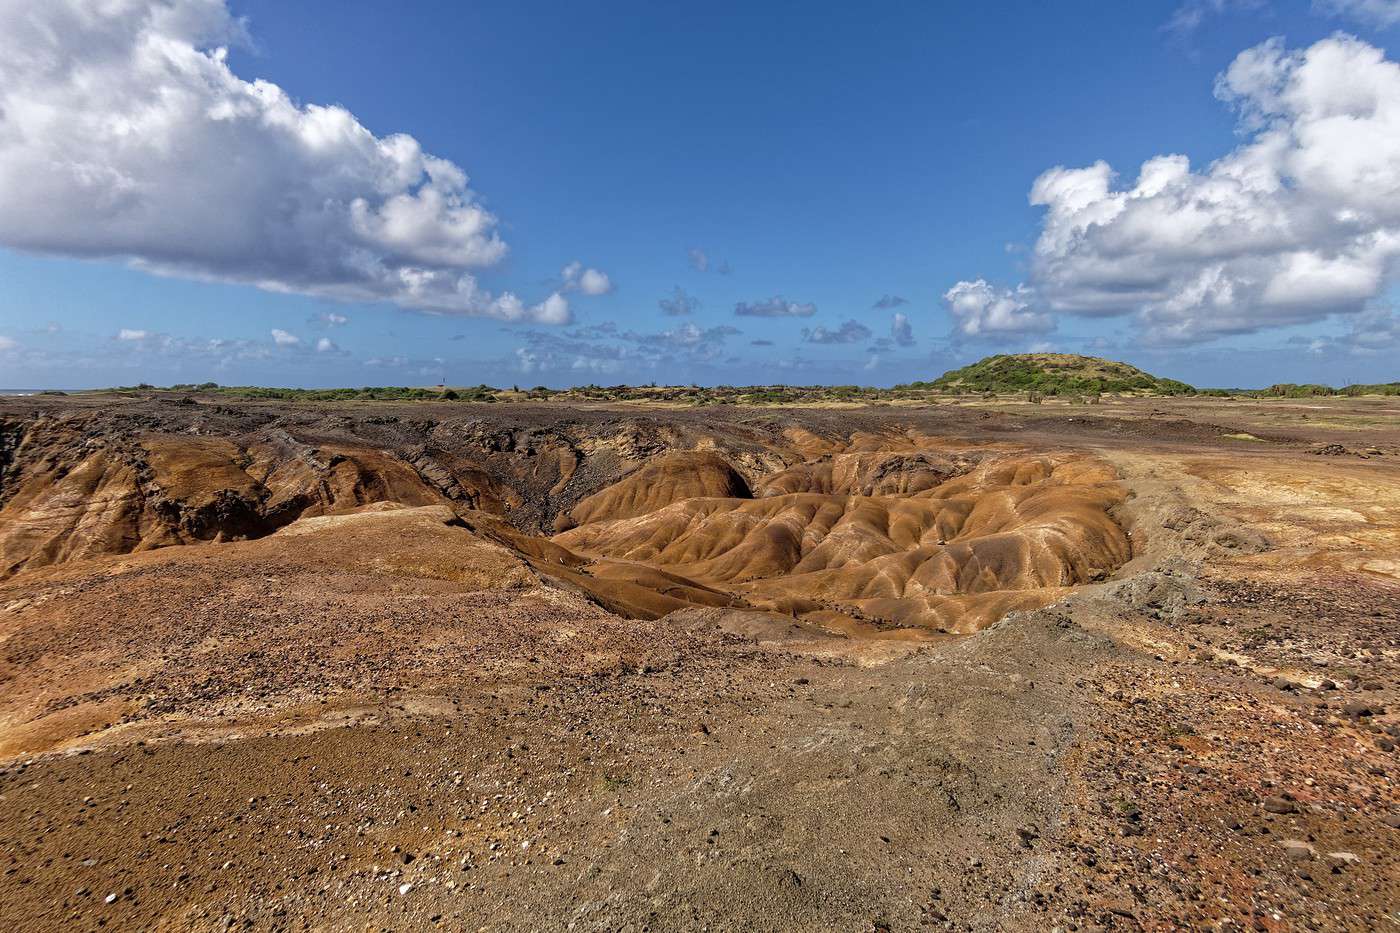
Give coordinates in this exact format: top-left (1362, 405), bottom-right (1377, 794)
top-left (0, 389), bottom-right (51, 396)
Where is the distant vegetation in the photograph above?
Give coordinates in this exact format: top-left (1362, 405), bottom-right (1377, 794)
top-left (901, 353), bottom-right (1196, 396)
top-left (1262, 382), bottom-right (1398, 398)
top-left (90, 359), bottom-right (1398, 405)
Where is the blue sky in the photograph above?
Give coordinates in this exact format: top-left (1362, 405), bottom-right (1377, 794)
top-left (3, 0), bottom-right (1400, 388)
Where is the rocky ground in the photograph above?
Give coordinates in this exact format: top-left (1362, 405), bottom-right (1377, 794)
top-left (0, 392), bottom-right (1396, 930)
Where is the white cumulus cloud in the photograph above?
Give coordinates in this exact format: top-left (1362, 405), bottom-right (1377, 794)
top-left (0, 336), bottom-right (16, 351)
top-left (0, 0), bottom-right (569, 323)
top-left (942, 280), bottom-right (1053, 338)
top-left (270, 328), bottom-right (300, 347)
top-left (951, 35), bottom-right (1400, 345)
top-left (561, 261), bottom-right (613, 296)
top-left (117, 328), bottom-right (149, 341)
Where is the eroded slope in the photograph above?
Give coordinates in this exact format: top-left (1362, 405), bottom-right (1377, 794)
top-left (0, 403), bottom-right (1131, 636)
top-left (556, 451), bottom-right (1130, 632)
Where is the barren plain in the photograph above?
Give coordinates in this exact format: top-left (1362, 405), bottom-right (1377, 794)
top-left (0, 391), bottom-right (1396, 930)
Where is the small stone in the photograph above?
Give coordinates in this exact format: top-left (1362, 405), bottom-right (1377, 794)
top-left (398, 882), bottom-right (414, 896)
top-left (104, 893), bottom-right (118, 904)
top-left (1262, 796), bottom-right (1297, 814)
top-left (1280, 840), bottom-right (1314, 861)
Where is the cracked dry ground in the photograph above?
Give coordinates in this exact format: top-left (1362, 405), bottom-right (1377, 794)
top-left (0, 394), bottom-right (1396, 931)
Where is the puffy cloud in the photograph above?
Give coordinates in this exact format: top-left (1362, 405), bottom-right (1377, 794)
top-left (0, 0), bottom-right (568, 323)
top-left (1315, 0), bottom-right (1400, 28)
top-left (658, 286), bottom-right (700, 316)
top-left (735, 296), bottom-right (817, 317)
top-left (942, 280), bottom-right (1054, 338)
top-left (315, 336), bottom-right (338, 353)
top-left (0, 336), bottom-right (16, 351)
top-left (891, 312), bottom-right (915, 346)
top-left (117, 328), bottom-right (149, 341)
top-left (561, 261), bottom-right (613, 296)
top-left (270, 328), bottom-right (301, 347)
top-left (872, 294), bottom-right (909, 309)
top-left (954, 36), bottom-right (1400, 345)
top-left (802, 319), bottom-right (873, 344)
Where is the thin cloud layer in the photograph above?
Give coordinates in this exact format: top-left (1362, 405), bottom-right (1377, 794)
top-left (658, 286), bottom-right (700, 316)
top-left (802, 320), bottom-right (872, 344)
top-left (0, 0), bottom-right (569, 323)
top-left (891, 312), bottom-right (915, 346)
top-left (688, 248), bottom-right (730, 275)
top-left (513, 320), bottom-right (741, 375)
top-left (949, 35), bottom-right (1400, 345)
top-left (735, 296), bottom-right (817, 318)
top-left (1314, 0), bottom-right (1400, 28)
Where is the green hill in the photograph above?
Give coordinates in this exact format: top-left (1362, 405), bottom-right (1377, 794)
top-left (906, 353), bottom-right (1195, 396)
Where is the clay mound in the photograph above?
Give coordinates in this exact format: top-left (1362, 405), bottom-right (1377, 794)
top-left (0, 427), bottom-right (456, 577)
top-left (756, 451), bottom-right (971, 497)
top-left (554, 453), bottom-right (1130, 633)
top-left (0, 404), bottom-right (1131, 636)
top-left (558, 450), bottom-right (751, 530)
top-left (0, 436), bottom-right (270, 576)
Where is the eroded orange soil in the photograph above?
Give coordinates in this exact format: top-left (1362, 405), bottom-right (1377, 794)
top-left (0, 393), bottom-right (1396, 930)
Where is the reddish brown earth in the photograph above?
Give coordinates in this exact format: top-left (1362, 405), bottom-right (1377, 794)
top-left (0, 391), bottom-right (1396, 930)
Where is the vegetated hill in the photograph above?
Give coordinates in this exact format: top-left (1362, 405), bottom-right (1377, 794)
top-left (908, 353), bottom-right (1195, 396)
